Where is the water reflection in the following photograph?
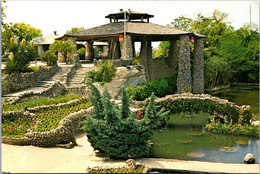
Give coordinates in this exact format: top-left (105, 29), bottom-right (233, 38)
top-left (151, 121), bottom-right (259, 163)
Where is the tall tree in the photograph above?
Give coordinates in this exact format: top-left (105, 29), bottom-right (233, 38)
top-left (66, 26), bottom-right (85, 34)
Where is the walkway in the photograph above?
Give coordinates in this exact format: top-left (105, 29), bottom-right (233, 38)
top-left (68, 63), bottom-right (94, 87)
top-left (2, 134), bottom-right (259, 173)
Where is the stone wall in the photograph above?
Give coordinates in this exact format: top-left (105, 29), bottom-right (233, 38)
top-left (95, 65), bottom-right (146, 99)
top-left (148, 58), bottom-right (174, 81)
top-left (2, 65), bottom-right (59, 95)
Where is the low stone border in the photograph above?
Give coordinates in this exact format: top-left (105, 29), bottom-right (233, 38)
top-left (2, 65), bottom-right (59, 95)
top-left (7, 81), bottom-right (67, 105)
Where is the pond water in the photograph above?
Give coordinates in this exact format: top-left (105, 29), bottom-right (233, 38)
top-left (208, 85), bottom-right (259, 115)
top-left (151, 86), bottom-right (259, 163)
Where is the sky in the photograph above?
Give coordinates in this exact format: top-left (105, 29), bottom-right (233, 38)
top-left (3, 0), bottom-right (259, 37)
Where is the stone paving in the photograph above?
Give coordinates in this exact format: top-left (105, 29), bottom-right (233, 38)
top-left (2, 133), bottom-right (259, 173)
top-left (68, 63), bottom-right (94, 87)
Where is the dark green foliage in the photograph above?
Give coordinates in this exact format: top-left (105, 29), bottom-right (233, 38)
top-left (77, 47), bottom-right (86, 59)
top-left (127, 76), bottom-right (177, 101)
top-left (41, 50), bottom-right (57, 66)
top-left (81, 81), bottom-right (168, 159)
top-left (83, 61), bottom-right (117, 84)
top-left (205, 122), bottom-right (259, 137)
top-left (158, 98), bottom-right (251, 125)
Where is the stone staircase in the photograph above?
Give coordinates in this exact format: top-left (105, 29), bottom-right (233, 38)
top-left (3, 64), bottom-right (72, 98)
top-left (68, 64), bottom-right (94, 87)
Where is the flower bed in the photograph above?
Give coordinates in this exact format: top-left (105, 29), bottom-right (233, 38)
top-left (2, 96), bottom-right (92, 147)
top-left (2, 94), bottom-right (82, 112)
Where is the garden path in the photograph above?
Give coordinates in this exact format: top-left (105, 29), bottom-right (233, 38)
top-left (2, 133), bottom-right (259, 173)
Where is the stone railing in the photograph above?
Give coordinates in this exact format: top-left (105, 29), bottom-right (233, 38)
top-left (62, 61), bottom-right (82, 86)
top-left (2, 97), bottom-right (92, 148)
top-left (2, 65), bottom-right (59, 95)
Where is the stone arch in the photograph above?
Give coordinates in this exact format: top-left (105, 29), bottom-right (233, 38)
top-left (133, 93), bottom-right (251, 125)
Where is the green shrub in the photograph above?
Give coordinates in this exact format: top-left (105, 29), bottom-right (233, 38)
top-left (41, 50), bottom-right (57, 66)
top-left (205, 122), bottom-right (259, 137)
top-left (77, 47), bottom-right (86, 59)
top-left (127, 76), bottom-right (177, 101)
top-left (83, 61), bottom-right (116, 84)
top-left (81, 81), bottom-right (168, 159)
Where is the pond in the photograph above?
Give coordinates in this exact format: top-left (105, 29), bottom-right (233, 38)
top-left (151, 86), bottom-right (259, 163)
top-left (208, 85), bottom-right (259, 116)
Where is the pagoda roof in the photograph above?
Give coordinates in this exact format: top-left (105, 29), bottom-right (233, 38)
top-left (61, 22), bottom-right (205, 41)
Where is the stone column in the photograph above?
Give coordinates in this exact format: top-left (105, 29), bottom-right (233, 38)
top-left (177, 35), bottom-right (192, 93)
top-left (37, 45), bottom-right (44, 57)
top-left (67, 37), bottom-right (78, 64)
top-left (146, 39), bottom-right (153, 81)
top-left (140, 37), bottom-right (149, 81)
top-left (132, 40), bottom-right (135, 58)
top-left (85, 41), bottom-right (94, 62)
top-left (166, 40), bottom-right (179, 75)
top-left (58, 52), bottom-right (65, 62)
top-left (110, 37), bottom-right (121, 60)
top-left (193, 37), bottom-right (204, 93)
top-left (121, 34), bottom-right (133, 60)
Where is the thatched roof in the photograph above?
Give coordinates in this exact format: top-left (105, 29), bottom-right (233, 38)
top-left (62, 22), bottom-right (205, 41)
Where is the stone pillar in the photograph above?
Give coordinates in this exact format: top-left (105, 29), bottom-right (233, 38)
top-left (120, 34), bottom-right (133, 60)
top-left (67, 37), bottom-right (78, 64)
top-left (58, 52), bottom-right (65, 62)
top-left (132, 40), bottom-right (135, 58)
top-left (85, 41), bottom-right (94, 62)
top-left (177, 35), bottom-right (192, 93)
top-left (166, 40), bottom-right (179, 75)
top-left (193, 37), bottom-right (204, 94)
top-left (140, 37), bottom-right (149, 81)
top-left (146, 39), bottom-right (153, 81)
top-left (37, 45), bottom-right (44, 57)
top-left (110, 37), bottom-right (120, 60)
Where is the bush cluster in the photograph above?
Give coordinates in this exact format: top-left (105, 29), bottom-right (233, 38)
top-left (127, 76), bottom-right (177, 101)
top-left (81, 81), bottom-right (168, 159)
top-left (158, 98), bottom-right (251, 125)
top-left (83, 61), bottom-right (117, 84)
top-left (205, 122), bottom-right (259, 137)
top-left (77, 47), bottom-right (86, 59)
top-left (40, 50), bottom-right (57, 66)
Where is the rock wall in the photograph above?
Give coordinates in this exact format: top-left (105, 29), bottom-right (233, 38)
top-left (95, 65), bottom-right (146, 99)
top-left (2, 65), bottom-right (59, 95)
